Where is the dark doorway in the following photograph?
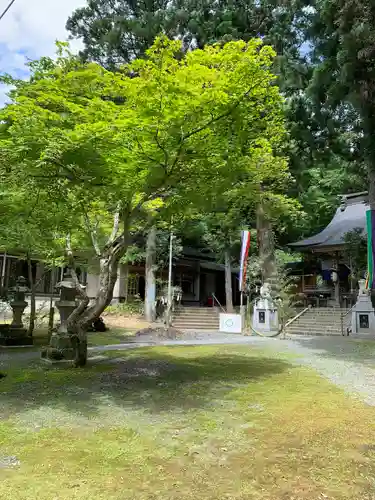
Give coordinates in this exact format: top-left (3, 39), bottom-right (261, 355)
top-left (199, 273), bottom-right (206, 305)
top-left (138, 276), bottom-right (145, 300)
top-left (215, 271), bottom-right (226, 306)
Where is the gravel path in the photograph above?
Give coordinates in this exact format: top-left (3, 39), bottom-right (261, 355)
top-left (3, 333), bottom-right (375, 406)
top-left (266, 336), bottom-right (375, 407)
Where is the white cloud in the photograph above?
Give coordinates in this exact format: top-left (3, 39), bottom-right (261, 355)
top-left (0, 0), bottom-right (86, 105)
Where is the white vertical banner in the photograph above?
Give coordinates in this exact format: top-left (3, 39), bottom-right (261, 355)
top-left (239, 230), bottom-right (250, 292)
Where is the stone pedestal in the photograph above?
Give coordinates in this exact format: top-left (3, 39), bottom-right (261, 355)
top-left (351, 280), bottom-right (375, 335)
top-left (41, 272), bottom-right (78, 361)
top-left (0, 277), bottom-right (33, 346)
top-left (252, 297), bottom-right (279, 335)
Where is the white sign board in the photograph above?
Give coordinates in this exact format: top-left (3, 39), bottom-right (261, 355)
top-left (219, 313), bottom-right (242, 334)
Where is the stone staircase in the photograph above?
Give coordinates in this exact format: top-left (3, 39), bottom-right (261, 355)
top-left (284, 307), bottom-right (351, 336)
top-left (172, 306), bottom-right (220, 331)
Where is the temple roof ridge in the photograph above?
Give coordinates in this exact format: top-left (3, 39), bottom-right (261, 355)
top-left (290, 191), bottom-right (369, 251)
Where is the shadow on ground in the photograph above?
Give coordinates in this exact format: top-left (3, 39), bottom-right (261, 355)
top-left (0, 348), bottom-right (290, 421)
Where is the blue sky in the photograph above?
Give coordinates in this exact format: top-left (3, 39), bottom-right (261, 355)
top-left (0, 0), bottom-right (85, 106)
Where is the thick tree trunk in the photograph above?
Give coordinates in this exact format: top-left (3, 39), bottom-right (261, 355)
top-left (63, 247), bottom-right (123, 366)
top-left (224, 249), bottom-right (234, 313)
top-left (67, 251), bottom-right (120, 352)
top-left (368, 168), bottom-right (375, 307)
top-left (27, 256), bottom-right (36, 337)
top-left (256, 202), bottom-right (275, 282)
top-left (63, 213), bottom-right (131, 367)
top-left (145, 226), bottom-right (157, 322)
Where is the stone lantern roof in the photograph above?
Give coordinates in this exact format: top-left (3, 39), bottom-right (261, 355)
top-left (55, 272), bottom-right (77, 290)
top-left (9, 276), bottom-right (29, 293)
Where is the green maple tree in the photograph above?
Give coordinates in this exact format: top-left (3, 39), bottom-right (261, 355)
top-left (0, 37), bottom-right (287, 364)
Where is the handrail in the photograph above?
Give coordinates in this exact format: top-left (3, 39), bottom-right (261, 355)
top-left (211, 293), bottom-right (226, 313)
top-left (284, 305), bottom-right (311, 329)
top-left (342, 305), bottom-right (355, 318)
top-left (247, 300), bottom-right (311, 338)
top-left (341, 304), bottom-right (355, 336)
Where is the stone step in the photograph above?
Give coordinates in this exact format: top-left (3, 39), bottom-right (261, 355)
top-left (285, 326), bottom-right (342, 335)
top-left (289, 327), bottom-right (349, 334)
top-left (295, 316), bottom-right (344, 322)
top-left (286, 323), bottom-right (342, 331)
top-left (286, 330), bottom-right (343, 336)
top-left (173, 319), bottom-right (219, 326)
top-left (173, 316), bottom-right (219, 322)
top-left (308, 313), bottom-right (350, 317)
top-left (173, 324), bottom-right (219, 330)
top-left (309, 307), bottom-right (349, 310)
top-left (291, 321), bottom-right (344, 328)
top-left (174, 306), bottom-right (220, 310)
top-left (173, 312), bottom-right (220, 318)
top-left (173, 315), bottom-right (219, 322)
top-left (174, 309), bottom-right (219, 312)
top-left (304, 311), bottom-right (349, 315)
top-left (291, 316), bottom-right (350, 324)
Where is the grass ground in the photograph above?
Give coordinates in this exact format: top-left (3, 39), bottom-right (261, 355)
top-left (0, 311), bottom-right (148, 351)
top-left (1, 345), bottom-right (375, 499)
top-left (0, 328), bottom-right (136, 352)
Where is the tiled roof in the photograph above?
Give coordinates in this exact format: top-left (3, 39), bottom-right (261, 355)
top-left (290, 192), bottom-right (368, 250)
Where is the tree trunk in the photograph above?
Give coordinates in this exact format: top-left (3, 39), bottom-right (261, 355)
top-left (256, 202), bottom-right (275, 282)
top-left (71, 325), bottom-right (88, 368)
top-left (224, 249), bottom-right (234, 313)
top-left (27, 256), bottom-right (36, 337)
top-left (63, 213), bottom-right (131, 367)
top-left (47, 265), bottom-right (55, 342)
top-left (368, 168), bottom-right (375, 307)
top-left (145, 226), bottom-right (157, 322)
top-left (62, 247), bottom-right (123, 366)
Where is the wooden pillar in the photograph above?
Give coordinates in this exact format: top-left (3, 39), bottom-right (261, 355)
top-left (333, 253), bottom-right (340, 306)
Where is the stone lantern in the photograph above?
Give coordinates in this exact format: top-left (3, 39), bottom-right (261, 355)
top-left (44, 271), bottom-right (79, 361)
top-left (0, 276), bottom-right (33, 346)
top-left (9, 276), bottom-right (29, 330)
top-left (55, 272), bottom-right (78, 334)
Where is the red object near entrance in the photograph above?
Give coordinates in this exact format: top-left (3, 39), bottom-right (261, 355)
top-left (207, 296), bottom-right (213, 307)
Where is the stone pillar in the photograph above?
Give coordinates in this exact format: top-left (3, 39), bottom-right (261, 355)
top-left (0, 276), bottom-right (33, 346)
top-left (332, 257), bottom-right (340, 306)
top-left (252, 282), bottom-right (279, 336)
top-left (351, 279), bottom-right (375, 335)
top-left (194, 272), bottom-right (200, 301)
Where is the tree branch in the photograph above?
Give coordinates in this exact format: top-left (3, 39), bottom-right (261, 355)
top-left (170, 85), bottom-right (257, 173)
top-left (65, 233), bottom-right (90, 327)
top-left (82, 209), bottom-right (101, 257)
top-left (66, 233), bottom-right (73, 259)
top-left (106, 202), bottom-right (121, 247)
top-left (134, 134), bottom-right (166, 169)
top-left (154, 128), bottom-right (169, 169)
